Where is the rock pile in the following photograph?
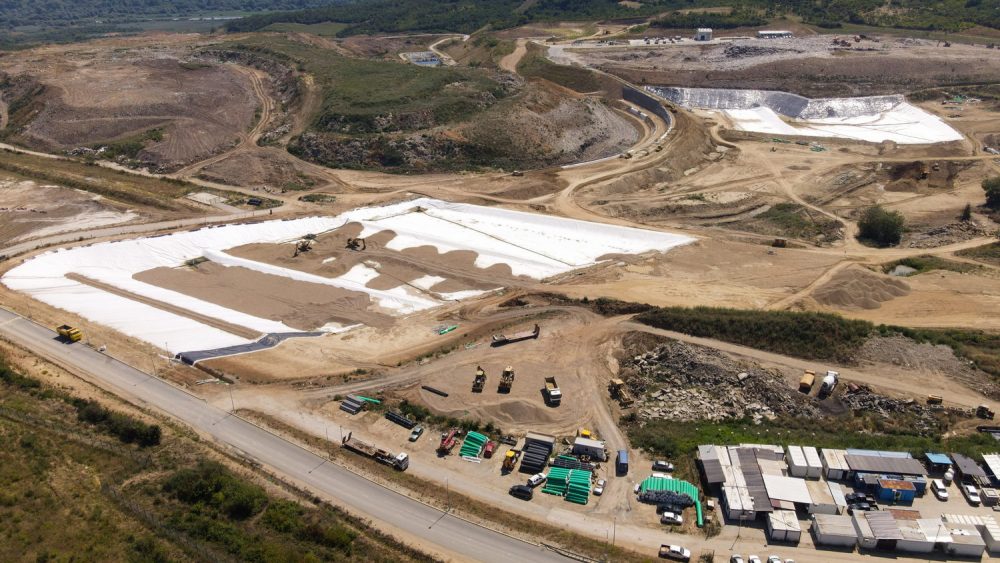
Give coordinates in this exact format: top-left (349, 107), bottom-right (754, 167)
top-left (907, 221), bottom-right (990, 248)
top-left (840, 382), bottom-right (953, 434)
top-left (622, 341), bottom-right (820, 423)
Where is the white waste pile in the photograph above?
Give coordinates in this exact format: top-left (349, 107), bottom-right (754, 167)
top-left (650, 86), bottom-right (963, 145)
top-left (3, 198), bottom-right (693, 354)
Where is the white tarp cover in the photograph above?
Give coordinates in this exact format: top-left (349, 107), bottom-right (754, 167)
top-left (3, 198), bottom-right (692, 353)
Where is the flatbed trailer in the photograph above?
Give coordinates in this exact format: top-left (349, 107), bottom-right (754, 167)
top-left (342, 433), bottom-right (409, 470)
top-left (491, 324), bottom-right (539, 346)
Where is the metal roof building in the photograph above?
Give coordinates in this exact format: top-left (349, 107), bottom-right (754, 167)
top-left (803, 446), bottom-right (823, 478)
top-left (812, 513), bottom-right (857, 547)
top-left (952, 452), bottom-right (991, 486)
top-left (766, 510), bottom-right (801, 543)
top-left (846, 454), bottom-right (925, 476)
top-left (946, 523), bottom-right (987, 558)
top-left (822, 448), bottom-right (850, 480)
top-left (982, 453), bottom-right (1000, 485)
top-left (857, 511), bottom-right (903, 550)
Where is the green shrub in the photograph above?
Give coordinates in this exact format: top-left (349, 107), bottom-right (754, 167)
top-left (163, 461), bottom-right (267, 520)
top-left (984, 176), bottom-right (1000, 210)
top-left (857, 205), bottom-right (905, 247)
top-left (72, 398), bottom-right (161, 447)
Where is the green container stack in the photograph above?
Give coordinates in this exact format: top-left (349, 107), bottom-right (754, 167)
top-left (542, 467), bottom-right (570, 495)
top-left (459, 431), bottom-right (488, 458)
top-left (565, 470), bottom-right (592, 505)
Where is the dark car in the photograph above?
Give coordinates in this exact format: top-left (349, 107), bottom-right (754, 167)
top-left (845, 492), bottom-right (865, 503)
top-left (509, 485), bottom-right (533, 501)
top-left (847, 502), bottom-right (872, 514)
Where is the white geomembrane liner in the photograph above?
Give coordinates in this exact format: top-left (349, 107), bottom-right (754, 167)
top-left (3, 198), bottom-right (692, 354)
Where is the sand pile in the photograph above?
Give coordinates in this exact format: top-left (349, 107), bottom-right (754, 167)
top-left (812, 267), bottom-right (910, 310)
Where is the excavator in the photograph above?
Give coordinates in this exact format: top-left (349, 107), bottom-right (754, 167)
top-left (346, 237), bottom-right (366, 251)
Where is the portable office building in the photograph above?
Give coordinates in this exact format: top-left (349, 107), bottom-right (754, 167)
top-left (946, 524), bottom-right (987, 558)
top-left (812, 514), bottom-right (858, 547)
top-left (876, 479), bottom-right (917, 505)
top-left (822, 449), bottom-right (850, 480)
top-left (787, 445), bottom-right (807, 477)
top-left (803, 446), bottom-right (823, 478)
top-left (571, 437), bottom-right (607, 461)
top-left (767, 510), bottom-right (801, 543)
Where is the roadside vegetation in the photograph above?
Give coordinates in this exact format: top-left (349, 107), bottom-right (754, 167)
top-left (517, 43), bottom-right (606, 94)
top-left (752, 202), bottom-right (843, 242)
top-left (881, 255), bottom-right (982, 275)
top-left (0, 149), bottom-right (195, 210)
top-left (957, 241), bottom-right (1000, 266)
top-left (0, 346), bottom-right (432, 562)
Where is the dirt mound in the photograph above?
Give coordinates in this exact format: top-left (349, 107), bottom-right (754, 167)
top-left (812, 267), bottom-right (910, 310)
top-left (859, 335), bottom-right (1000, 398)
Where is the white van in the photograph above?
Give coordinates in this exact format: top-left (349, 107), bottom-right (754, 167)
top-left (931, 479), bottom-right (949, 500)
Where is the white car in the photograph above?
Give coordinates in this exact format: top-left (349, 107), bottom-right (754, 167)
top-left (593, 479), bottom-right (606, 496)
top-left (729, 557), bottom-right (744, 563)
top-left (660, 511), bottom-right (683, 525)
top-left (963, 484), bottom-right (981, 506)
top-left (652, 460), bottom-right (675, 472)
top-left (658, 544), bottom-right (691, 561)
top-left (527, 473), bottom-right (547, 487)
top-left (634, 483), bottom-right (642, 494)
top-left (767, 557), bottom-right (782, 563)
top-left (932, 479), bottom-right (949, 500)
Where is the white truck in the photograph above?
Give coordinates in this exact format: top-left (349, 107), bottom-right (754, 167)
top-left (819, 370), bottom-right (839, 398)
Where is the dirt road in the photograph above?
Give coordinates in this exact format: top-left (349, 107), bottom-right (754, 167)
top-left (499, 39), bottom-right (528, 73)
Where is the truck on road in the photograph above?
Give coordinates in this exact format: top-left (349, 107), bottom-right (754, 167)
top-left (472, 366), bottom-right (486, 393)
top-left (499, 366), bottom-right (515, 393)
top-left (544, 376), bottom-right (562, 406)
top-left (341, 433), bottom-right (409, 471)
top-left (491, 324), bottom-right (540, 347)
top-left (56, 324), bottom-right (83, 342)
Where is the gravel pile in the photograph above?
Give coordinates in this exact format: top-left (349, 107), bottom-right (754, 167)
top-left (906, 221), bottom-right (991, 248)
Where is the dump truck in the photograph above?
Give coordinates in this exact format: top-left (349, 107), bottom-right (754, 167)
top-left (56, 324), bottom-right (83, 342)
top-left (819, 370), bottom-right (839, 398)
top-left (438, 428), bottom-right (459, 454)
top-left (472, 365), bottom-right (487, 393)
top-left (342, 433), bottom-right (409, 471)
top-left (977, 405), bottom-right (996, 420)
top-left (799, 370), bottom-right (816, 393)
top-left (502, 449), bottom-right (521, 472)
top-left (609, 378), bottom-right (635, 407)
top-left (544, 376), bottom-right (562, 406)
top-left (927, 395), bottom-right (944, 405)
top-left (491, 324), bottom-right (540, 347)
top-left (499, 366), bottom-right (515, 393)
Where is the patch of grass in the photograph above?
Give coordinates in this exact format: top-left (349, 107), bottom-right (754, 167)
top-left (882, 255), bottom-right (981, 275)
top-left (263, 21), bottom-right (349, 36)
top-left (756, 202), bottom-right (842, 241)
top-left (0, 149), bottom-right (195, 210)
top-left (634, 306), bottom-right (874, 363)
top-left (957, 242), bottom-right (1000, 266)
top-left (95, 127), bottom-right (164, 161)
top-left (628, 417), bottom-right (998, 462)
top-left (298, 193), bottom-right (336, 203)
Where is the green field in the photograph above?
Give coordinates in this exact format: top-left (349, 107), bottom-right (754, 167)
top-left (263, 21), bottom-right (348, 36)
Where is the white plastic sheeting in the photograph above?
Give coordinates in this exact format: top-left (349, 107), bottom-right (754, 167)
top-left (3, 198), bottom-right (692, 354)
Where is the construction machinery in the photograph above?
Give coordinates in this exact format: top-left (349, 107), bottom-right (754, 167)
top-left (498, 366), bottom-right (515, 393)
top-left (502, 449), bottom-right (521, 472)
top-left (491, 324), bottom-right (540, 347)
top-left (927, 395), bottom-right (944, 405)
top-left (56, 324), bottom-right (83, 342)
top-left (977, 405), bottom-right (996, 420)
top-left (346, 237), bottom-right (366, 251)
top-left (341, 433), bottom-right (409, 471)
top-left (293, 238), bottom-right (313, 257)
top-left (438, 427), bottom-right (459, 454)
top-left (799, 370), bottom-right (816, 393)
top-left (819, 370), bottom-right (839, 398)
top-left (472, 365), bottom-right (487, 393)
top-left (609, 378), bottom-right (635, 407)
top-left (544, 376), bottom-right (562, 406)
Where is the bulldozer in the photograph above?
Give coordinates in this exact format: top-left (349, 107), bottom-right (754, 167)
top-left (608, 378), bottom-right (634, 407)
top-left (346, 237), bottom-right (366, 251)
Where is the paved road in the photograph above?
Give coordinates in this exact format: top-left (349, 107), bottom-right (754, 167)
top-left (0, 308), bottom-right (567, 563)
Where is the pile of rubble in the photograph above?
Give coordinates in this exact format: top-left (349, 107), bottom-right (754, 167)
top-left (622, 341), bottom-right (820, 423)
top-left (840, 382), bottom-right (952, 435)
top-left (723, 44), bottom-right (794, 59)
top-left (907, 221), bottom-right (991, 248)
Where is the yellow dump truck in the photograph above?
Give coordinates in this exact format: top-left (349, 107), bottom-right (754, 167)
top-left (56, 324), bottom-right (83, 342)
top-left (799, 370), bottom-right (816, 393)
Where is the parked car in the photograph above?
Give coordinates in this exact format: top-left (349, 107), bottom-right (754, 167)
top-left (931, 479), bottom-right (949, 501)
top-left (658, 544), bottom-right (690, 561)
top-left (767, 557), bottom-right (782, 563)
top-left (660, 512), bottom-right (683, 526)
top-left (748, 556), bottom-right (762, 563)
top-left (408, 426), bottom-right (424, 442)
top-left (729, 557), bottom-right (745, 563)
top-left (527, 473), bottom-right (547, 488)
top-left (963, 484), bottom-right (982, 506)
top-left (593, 479), bottom-right (606, 496)
top-left (848, 502), bottom-right (872, 514)
top-left (845, 492), bottom-right (865, 503)
top-left (634, 483), bottom-right (642, 494)
top-left (652, 460), bottom-right (675, 472)
top-left (509, 485), bottom-right (533, 501)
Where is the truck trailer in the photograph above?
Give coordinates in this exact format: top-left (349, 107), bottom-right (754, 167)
top-left (491, 324), bottom-right (540, 347)
top-left (544, 376), bottom-right (562, 406)
top-left (341, 433), bottom-right (409, 471)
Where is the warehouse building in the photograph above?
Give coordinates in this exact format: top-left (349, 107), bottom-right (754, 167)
top-left (571, 437), bottom-right (607, 461)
